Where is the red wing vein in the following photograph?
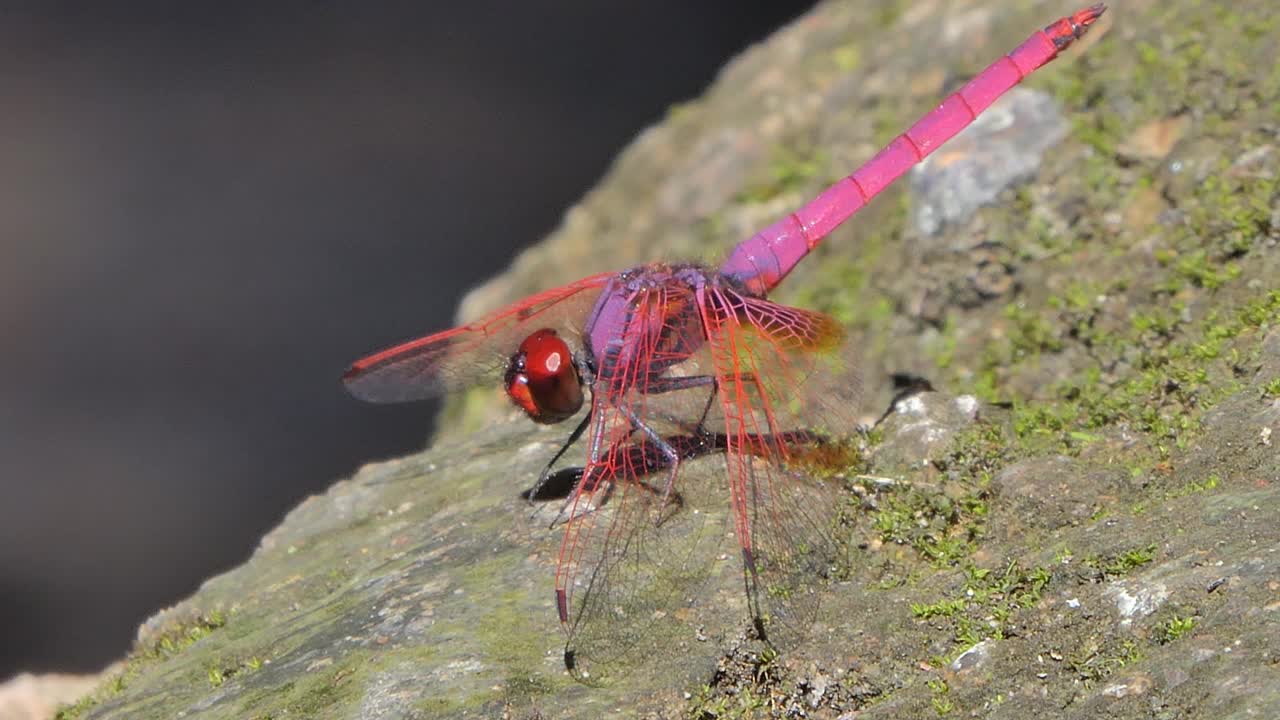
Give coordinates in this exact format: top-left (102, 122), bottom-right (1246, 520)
top-left (343, 272), bottom-right (612, 402)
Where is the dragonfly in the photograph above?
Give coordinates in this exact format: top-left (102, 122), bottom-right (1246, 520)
top-left (344, 5), bottom-right (1105, 676)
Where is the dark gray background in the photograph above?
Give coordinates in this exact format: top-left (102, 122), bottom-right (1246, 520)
top-left (0, 2), bottom-right (816, 675)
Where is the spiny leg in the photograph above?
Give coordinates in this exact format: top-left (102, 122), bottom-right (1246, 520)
top-left (538, 372), bottom-right (747, 524)
top-left (529, 374), bottom-right (720, 508)
top-left (547, 400), bottom-right (611, 533)
top-left (616, 401), bottom-right (715, 520)
top-left (525, 410), bottom-right (592, 507)
top-left (632, 372), bottom-right (756, 506)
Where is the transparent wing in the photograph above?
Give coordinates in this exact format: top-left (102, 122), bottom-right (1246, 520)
top-left (343, 272), bottom-right (613, 402)
top-left (699, 289), bottom-right (862, 647)
top-left (553, 281), bottom-right (861, 677)
top-left (553, 283), bottom-right (730, 677)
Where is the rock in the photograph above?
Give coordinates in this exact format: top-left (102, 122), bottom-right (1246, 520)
top-left (57, 1), bottom-right (1280, 718)
top-left (871, 392), bottom-right (980, 472)
top-left (1104, 579), bottom-right (1169, 627)
top-left (950, 639), bottom-right (992, 672)
top-left (0, 671), bottom-right (107, 720)
top-left (911, 88), bottom-right (1070, 239)
top-left (990, 456), bottom-right (1127, 533)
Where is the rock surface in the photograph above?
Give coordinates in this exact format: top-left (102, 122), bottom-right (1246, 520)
top-left (0, 672), bottom-right (106, 720)
top-left (58, 1), bottom-right (1280, 718)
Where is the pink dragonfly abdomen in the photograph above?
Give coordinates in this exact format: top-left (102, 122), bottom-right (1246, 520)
top-left (720, 4), bottom-right (1105, 296)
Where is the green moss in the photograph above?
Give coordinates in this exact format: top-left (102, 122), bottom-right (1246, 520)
top-left (858, 425), bottom-right (1005, 577)
top-left (1084, 544), bottom-right (1157, 580)
top-left (56, 612), bottom-right (231, 719)
top-left (207, 654), bottom-right (265, 689)
top-left (1166, 474), bottom-right (1221, 499)
top-left (1067, 638), bottom-right (1143, 685)
top-left (909, 559), bottom-right (1052, 660)
top-left (974, 283), bottom-right (1280, 463)
top-left (909, 0), bottom-right (1280, 474)
top-left (927, 678), bottom-right (954, 716)
top-left (1160, 249), bottom-right (1241, 291)
top-left (503, 672), bottom-right (556, 702)
top-left (831, 44), bottom-right (861, 72)
top-left (225, 646), bottom-right (385, 718)
top-left (54, 695), bottom-right (98, 720)
top-left (688, 685), bottom-right (768, 720)
top-left (869, 487), bottom-right (978, 569)
top-left (911, 597), bottom-right (967, 619)
top-left (686, 647), bottom-right (790, 719)
top-left (1156, 614), bottom-right (1198, 644)
top-left (736, 145), bottom-right (829, 204)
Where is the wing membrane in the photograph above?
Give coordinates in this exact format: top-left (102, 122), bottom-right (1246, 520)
top-left (554, 281), bottom-right (862, 676)
top-left (555, 284), bottom-right (731, 677)
top-left (343, 272), bottom-right (613, 402)
top-left (700, 288), bottom-right (860, 646)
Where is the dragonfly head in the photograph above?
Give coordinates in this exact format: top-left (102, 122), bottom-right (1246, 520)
top-left (504, 328), bottom-right (583, 424)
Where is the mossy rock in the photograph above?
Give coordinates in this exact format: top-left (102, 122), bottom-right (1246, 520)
top-left (63, 1), bottom-right (1280, 718)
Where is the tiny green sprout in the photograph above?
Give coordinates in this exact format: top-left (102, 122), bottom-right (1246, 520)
top-left (911, 597), bottom-right (967, 619)
top-left (1158, 615), bottom-right (1198, 643)
top-left (758, 646), bottom-right (779, 666)
top-left (1167, 475), bottom-right (1221, 498)
top-left (954, 617), bottom-right (984, 648)
top-left (1086, 544), bottom-right (1157, 579)
top-left (928, 678), bottom-right (954, 716)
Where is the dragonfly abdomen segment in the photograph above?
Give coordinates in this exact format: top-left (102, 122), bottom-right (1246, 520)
top-left (719, 4), bottom-right (1105, 297)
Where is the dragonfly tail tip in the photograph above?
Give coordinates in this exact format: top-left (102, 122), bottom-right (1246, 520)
top-left (1077, 3), bottom-right (1107, 29)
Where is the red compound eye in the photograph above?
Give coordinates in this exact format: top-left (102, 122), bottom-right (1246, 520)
top-left (504, 328), bottom-right (583, 424)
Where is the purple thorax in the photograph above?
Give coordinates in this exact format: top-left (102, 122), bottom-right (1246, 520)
top-left (582, 264), bottom-right (726, 388)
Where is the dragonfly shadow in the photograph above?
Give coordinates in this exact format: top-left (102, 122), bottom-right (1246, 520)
top-left (869, 371), bottom-right (937, 427)
top-left (519, 428), bottom-right (827, 504)
top-left (519, 466), bottom-right (582, 502)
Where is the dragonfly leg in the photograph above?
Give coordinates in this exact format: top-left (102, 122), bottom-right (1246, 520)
top-left (541, 442), bottom-right (689, 528)
top-left (545, 403), bottom-right (612, 529)
top-left (640, 372), bottom-right (744, 432)
top-left (546, 469), bottom-right (619, 529)
top-left (540, 371), bottom-right (753, 524)
top-left (525, 410), bottom-right (592, 508)
top-left (617, 404), bottom-right (696, 519)
top-left (635, 372), bottom-right (756, 503)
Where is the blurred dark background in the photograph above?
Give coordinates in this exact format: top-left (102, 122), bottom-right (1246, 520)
top-left (0, 2), bottom-right (816, 676)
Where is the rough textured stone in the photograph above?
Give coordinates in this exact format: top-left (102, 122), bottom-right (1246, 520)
top-left (0, 672), bottom-right (105, 720)
top-left (55, 1), bottom-right (1280, 718)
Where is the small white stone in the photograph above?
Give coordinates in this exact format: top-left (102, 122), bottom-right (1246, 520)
top-left (897, 395), bottom-right (928, 415)
top-left (954, 394), bottom-right (979, 418)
